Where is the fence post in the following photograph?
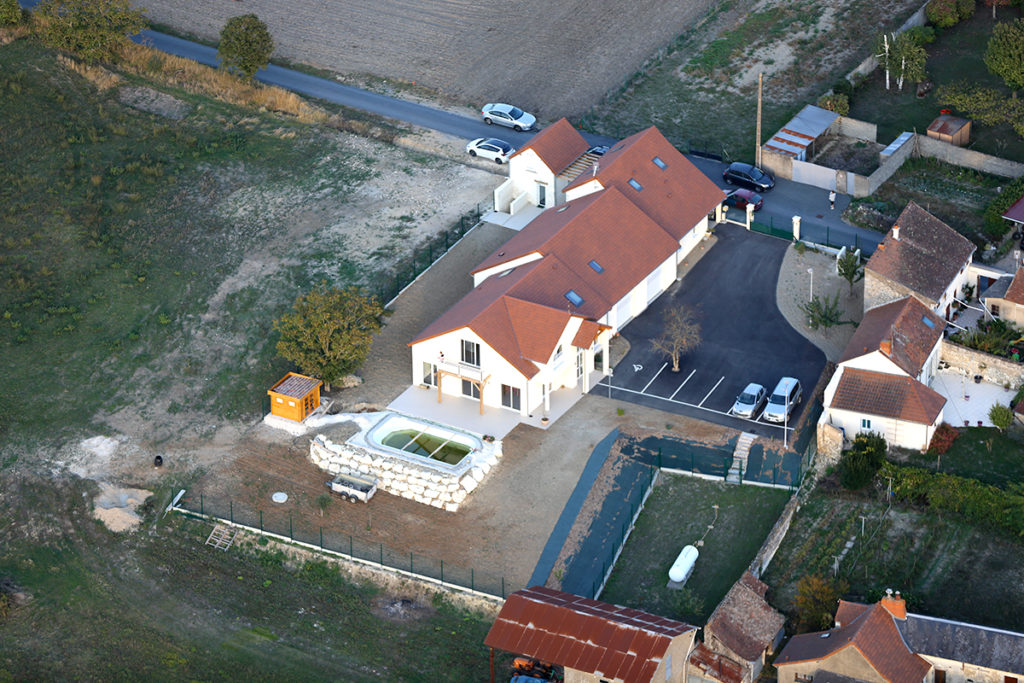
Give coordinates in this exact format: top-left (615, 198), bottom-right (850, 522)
top-left (259, 510), bottom-right (263, 533)
top-left (349, 535), bottom-right (353, 558)
top-left (691, 451), bottom-right (695, 472)
top-left (319, 527), bottom-right (323, 550)
top-left (658, 447), bottom-right (662, 468)
top-left (229, 500), bottom-right (233, 524)
top-left (289, 513), bottom-right (293, 540)
top-left (380, 543), bottom-right (384, 567)
top-left (724, 456), bottom-right (730, 480)
top-left (440, 560), bottom-right (444, 585)
top-left (200, 493), bottom-right (204, 516)
top-left (502, 577), bottom-right (505, 599)
top-left (410, 552), bottom-right (414, 573)
top-left (471, 568), bottom-right (474, 592)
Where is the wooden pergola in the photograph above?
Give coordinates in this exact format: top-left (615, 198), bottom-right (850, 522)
top-left (435, 366), bottom-right (491, 414)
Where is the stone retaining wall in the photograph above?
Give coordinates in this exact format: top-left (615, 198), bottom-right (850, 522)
top-left (940, 340), bottom-right (1024, 388)
top-left (310, 434), bottom-right (501, 513)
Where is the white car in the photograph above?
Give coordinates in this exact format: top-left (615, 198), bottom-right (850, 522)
top-left (481, 103), bottom-right (536, 131)
top-left (731, 383), bottom-right (767, 419)
top-left (466, 137), bottom-right (515, 164)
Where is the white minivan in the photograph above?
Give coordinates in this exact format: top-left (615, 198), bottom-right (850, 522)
top-left (763, 377), bottom-right (802, 423)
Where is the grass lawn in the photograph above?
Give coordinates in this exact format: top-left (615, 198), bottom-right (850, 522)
top-left (600, 474), bottom-right (790, 624)
top-left (893, 425), bottom-right (1024, 489)
top-left (761, 488), bottom-right (1024, 631)
top-left (847, 7), bottom-right (1024, 161)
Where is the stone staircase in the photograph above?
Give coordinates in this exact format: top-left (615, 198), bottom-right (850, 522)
top-left (726, 432), bottom-right (757, 483)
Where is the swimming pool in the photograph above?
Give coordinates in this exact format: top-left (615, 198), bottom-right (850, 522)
top-left (365, 413), bottom-right (481, 471)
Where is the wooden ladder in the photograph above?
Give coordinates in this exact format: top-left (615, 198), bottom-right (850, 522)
top-left (206, 524), bottom-right (238, 551)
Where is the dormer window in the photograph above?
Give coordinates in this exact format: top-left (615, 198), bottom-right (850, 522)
top-left (565, 290), bottom-right (584, 307)
top-left (628, 178), bottom-right (643, 191)
top-left (652, 156), bottom-right (667, 169)
top-left (588, 260), bottom-right (604, 273)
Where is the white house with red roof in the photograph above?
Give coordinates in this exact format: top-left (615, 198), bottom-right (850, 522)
top-left (408, 123), bottom-right (724, 423)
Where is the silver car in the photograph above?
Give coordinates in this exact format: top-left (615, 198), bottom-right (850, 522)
top-left (466, 137), bottom-right (515, 164)
top-left (731, 383), bottom-right (767, 419)
top-left (481, 103), bottom-right (536, 131)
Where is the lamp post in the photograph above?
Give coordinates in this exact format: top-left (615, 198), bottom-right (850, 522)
top-left (808, 267), bottom-right (814, 302)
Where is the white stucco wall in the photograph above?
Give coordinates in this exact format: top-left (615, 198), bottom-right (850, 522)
top-left (822, 406), bottom-right (939, 450)
top-left (505, 148), bottom-right (556, 210)
top-left (836, 351), bottom-right (909, 378)
top-left (564, 177), bottom-right (603, 202)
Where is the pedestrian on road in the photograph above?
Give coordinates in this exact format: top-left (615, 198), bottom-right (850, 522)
top-left (829, 190), bottom-right (836, 210)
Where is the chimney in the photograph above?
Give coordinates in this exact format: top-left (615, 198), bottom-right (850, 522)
top-left (893, 224), bottom-right (900, 241)
top-left (881, 588), bottom-right (907, 620)
top-left (880, 339), bottom-right (892, 356)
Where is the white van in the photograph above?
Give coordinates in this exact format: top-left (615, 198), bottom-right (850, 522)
top-left (763, 377), bottom-right (802, 423)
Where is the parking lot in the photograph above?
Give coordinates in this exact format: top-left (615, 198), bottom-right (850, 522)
top-left (593, 224), bottom-right (826, 441)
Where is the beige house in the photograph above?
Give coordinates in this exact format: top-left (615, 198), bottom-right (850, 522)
top-left (980, 267), bottom-right (1024, 326)
top-left (485, 586), bottom-right (697, 683)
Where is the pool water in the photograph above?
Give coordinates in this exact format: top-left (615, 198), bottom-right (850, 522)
top-left (381, 428), bottom-right (472, 465)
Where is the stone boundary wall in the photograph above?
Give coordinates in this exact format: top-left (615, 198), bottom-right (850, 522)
top-left (915, 135), bottom-right (1024, 179)
top-left (940, 339), bottom-right (1024, 389)
top-left (835, 116), bottom-right (877, 142)
top-left (815, 422), bottom-right (844, 469)
top-left (749, 492), bottom-right (801, 579)
top-left (864, 133), bottom-right (917, 196)
top-left (844, 2), bottom-right (929, 82)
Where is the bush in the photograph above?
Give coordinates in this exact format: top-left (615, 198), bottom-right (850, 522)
top-left (950, 317), bottom-right (1024, 357)
top-left (989, 403), bottom-right (1014, 431)
top-left (985, 176), bottom-right (1024, 237)
top-left (928, 422), bottom-right (961, 454)
top-left (904, 25), bottom-right (937, 46)
top-left (218, 13), bottom-right (274, 80)
top-left (956, 0), bottom-right (976, 20)
top-left (817, 93), bottom-right (850, 116)
top-left (840, 432), bottom-right (887, 490)
top-left (832, 78), bottom-right (854, 97)
top-left (0, 0), bottom-right (21, 25)
top-left (926, 0), bottom-right (962, 27)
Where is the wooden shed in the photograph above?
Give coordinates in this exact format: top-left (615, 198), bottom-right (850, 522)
top-left (927, 114), bottom-right (971, 147)
top-left (267, 372), bottom-right (322, 422)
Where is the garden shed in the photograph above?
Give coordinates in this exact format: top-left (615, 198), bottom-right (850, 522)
top-left (926, 114), bottom-right (970, 147)
top-left (267, 372), bottom-right (322, 422)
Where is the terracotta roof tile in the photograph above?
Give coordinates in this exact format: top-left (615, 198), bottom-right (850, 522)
top-left (485, 586), bottom-right (694, 682)
top-left (1003, 268), bottom-right (1024, 306)
top-left (572, 319), bottom-right (609, 349)
top-left (705, 571), bottom-right (785, 662)
top-left (511, 117), bottom-right (590, 175)
top-left (831, 368), bottom-right (946, 425)
top-left (563, 126), bottom-right (725, 241)
top-left (866, 202), bottom-right (975, 303)
top-left (839, 297), bottom-right (944, 377)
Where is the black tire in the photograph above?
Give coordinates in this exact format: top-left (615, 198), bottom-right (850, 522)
top-left (469, 150), bottom-right (477, 157)
top-left (484, 117), bottom-right (493, 125)
top-left (514, 125), bottom-right (523, 132)
top-left (495, 157), bottom-right (503, 164)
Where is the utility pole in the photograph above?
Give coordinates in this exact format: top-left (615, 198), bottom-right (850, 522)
top-left (755, 72), bottom-right (763, 167)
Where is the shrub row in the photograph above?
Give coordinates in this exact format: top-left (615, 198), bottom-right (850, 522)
top-left (879, 461), bottom-right (1024, 536)
top-left (985, 175), bottom-right (1024, 237)
top-left (927, 422), bottom-right (960, 455)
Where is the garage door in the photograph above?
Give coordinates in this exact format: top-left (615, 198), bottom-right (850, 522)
top-left (616, 297), bottom-right (632, 329)
top-left (646, 266), bottom-right (665, 303)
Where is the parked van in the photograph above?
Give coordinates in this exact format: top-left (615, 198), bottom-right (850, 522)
top-left (763, 377), bottom-right (802, 423)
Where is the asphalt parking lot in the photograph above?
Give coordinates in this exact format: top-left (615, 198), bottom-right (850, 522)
top-left (592, 224), bottom-right (826, 440)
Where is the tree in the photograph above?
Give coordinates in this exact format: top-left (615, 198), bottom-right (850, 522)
top-left (274, 284), bottom-right (387, 391)
top-left (957, 0), bottom-right (977, 20)
top-left (837, 248), bottom-right (864, 295)
top-left (35, 0), bottom-right (146, 65)
top-left (839, 432), bottom-right (887, 490)
top-left (817, 93), bottom-right (850, 116)
top-left (800, 292), bottom-right (854, 330)
top-left (0, 0), bottom-right (21, 25)
top-left (989, 403), bottom-right (1014, 431)
top-left (985, 19), bottom-right (1024, 92)
top-left (650, 307), bottom-right (701, 372)
top-left (218, 13), bottom-right (274, 80)
top-left (925, 0), bottom-right (961, 28)
top-left (794, 574), bottom-right (848, 632)
top-left (983, 0), bottom-right (1013, 19)
top-left (891, 34), bottom-right (928, 91)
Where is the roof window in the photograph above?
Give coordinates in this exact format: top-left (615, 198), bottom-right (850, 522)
top-left (628, 178), bottom-right (643, 191)
top-left (652, 156), bottom-right (667, 169)
top-left (588, 260), bottom-right (604, 273)
top-left (922, 315), bottom-right (935, 329)
top-left (565, 290), bottom-right (585, 307)
top-left (498, 268), bottom-right (514, 278)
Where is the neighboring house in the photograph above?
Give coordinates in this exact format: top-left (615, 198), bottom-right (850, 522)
top-left (1001, 194), bottom-right (1024, 234)
top-left (820, 296), bottom-right (947, 449)
top-left (703, 572), bottom-right (785, 683)
top-left (688, 643), bottom-right (744, 683)
top-left (409, 123), bottom-right (723, 420)
top-left (864, 202), bottom-right (976, 318)
top-left (776, 590), bottom-right (1024, 683)
top-left (980, 267), bottom-right (1024, 326)
top-left (485, 586), bottom-right (697, 683)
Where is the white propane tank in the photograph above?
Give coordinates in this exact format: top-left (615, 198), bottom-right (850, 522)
top-left (668, 545), bottom-right (699, 584)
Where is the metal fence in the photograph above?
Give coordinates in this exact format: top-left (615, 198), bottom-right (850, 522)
top-left (688, 139), bottom-right (728, 162)
top-left (588, 464), bottom-right (658, 599)
top-left (176, 492), bottom-right (519, 600)
top-left (748, 216), bottom-right (878, 258)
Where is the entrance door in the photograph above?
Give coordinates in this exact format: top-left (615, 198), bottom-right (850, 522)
top-left (422, 362), bottom-right (437, 386)
top-left (536, 183), bottom-right (547, 208)
top-left (576, 349), bottom-right (584, 381)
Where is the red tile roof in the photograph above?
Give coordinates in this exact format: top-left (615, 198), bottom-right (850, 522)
top-left (839, 297), bottom-right (944, 377)
top-left (563, 127), bottom-right (726, 241)
top-left (775, 601), bottom-right (931, 683)
top-left (485, 586), bottom-right (695, 683)
top-left (572, 319), bottom-right (609, 349)
top-left (689, 643), bottom-right (744, 683)
top-left (1003, 268), bottom-right (1024, 306)
top-left (1003, 195), bottom-right (1024, 225)
top-left (866, 202), bottom-right (975, 303)
top-left (705, 572), bottom-right (785, 662)
top-left (511, 117), bottom-right (590, 175)
top-left (831, 368), bottom-right (946, 425)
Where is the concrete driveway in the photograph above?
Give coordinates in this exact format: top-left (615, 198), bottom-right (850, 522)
top-left (593, 224), bottom-right (826, 440)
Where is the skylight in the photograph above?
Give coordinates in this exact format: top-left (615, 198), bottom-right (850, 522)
top-left (922, 315), bottom-right (935, 329)
top-left (652, 156), bottom-right (667, 169)
top-left (588, 260), bottom-right (604, 273)
top-left (628, 178), bottom-right (643, 191)
top-left (565, 290), bottom-right (585, 307)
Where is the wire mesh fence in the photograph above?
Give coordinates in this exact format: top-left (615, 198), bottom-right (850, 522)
top-left (588, 464), bottom-right (658, 599)
top-left (177, 492), bottom-right (519, 600)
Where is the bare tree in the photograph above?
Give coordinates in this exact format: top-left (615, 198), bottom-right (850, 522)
top-left (651, 307), bottom-right (701, 372)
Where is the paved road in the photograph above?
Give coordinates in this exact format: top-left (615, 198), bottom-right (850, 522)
top-left (593, 223), bottom-right (827, 443)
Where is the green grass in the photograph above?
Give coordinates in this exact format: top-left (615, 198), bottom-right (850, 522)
top-left (847, 7), bottom-right (1024, 160)
top-left (600, 474), bottom-right (790, 624)
top-left (762, 488), bottom-right (1024, 631)
top-left (0, 474), bottom-right (501, 681)
top-left (894, 426), bottom-right (1024, 489)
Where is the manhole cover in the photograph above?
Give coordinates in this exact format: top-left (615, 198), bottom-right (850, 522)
top-left (271, 492), bottom-right (288, 504)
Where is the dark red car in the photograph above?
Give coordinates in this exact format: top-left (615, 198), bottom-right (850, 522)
top-left (724, 188), bottom-right (764, 212)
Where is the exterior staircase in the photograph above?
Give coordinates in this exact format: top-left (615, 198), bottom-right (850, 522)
top-left (726, 432), bottom-right (757, 483)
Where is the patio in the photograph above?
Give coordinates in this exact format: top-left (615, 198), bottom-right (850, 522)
top-left (930, 368), bottom-right (1013, 427)
top-left (480, 206), bottom-right (543, 231)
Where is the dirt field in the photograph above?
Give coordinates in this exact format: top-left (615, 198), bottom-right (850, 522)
top-left (139, 0), bottom-right (720, 118)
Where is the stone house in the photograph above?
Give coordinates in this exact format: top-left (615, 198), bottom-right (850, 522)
top-left (702, 572), bottom-right (785, 682)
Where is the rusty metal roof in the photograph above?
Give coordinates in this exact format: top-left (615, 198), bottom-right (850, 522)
top-left (1003, 195), bottom-right (1024, 225)
top-left (485, 586), bottom-right (695, 682)
top-left (269, 373), bottom-right (321, 398)
top-left (927, 114), bottom-right (968, 136)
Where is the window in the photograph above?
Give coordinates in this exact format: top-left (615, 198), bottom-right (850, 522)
top-left (461, 340), bottom-right (480, 366)
top-left (553, 344), bottom-right (563, 360)
top-left (992, 304), bottom-right (1001, 317)
top-left (422, 362), bottom-right (436, 386)
top-left (628, 178), bottom-right (643, 191)
top-left (501, 384), bottom-right (521, 410)
top-left (462, 379), bottom-right (480, 399)
top-left (652, 156), bottom-right (667, 170)
top-left (795, 675), bottom-right (814, 683)
top-left (934, 670), bottom-right (945, 683)
top-left (588, 259), bottom-right (604, 273)
top-left (565, 290), bottom-right (584, 307)
top-left (922, 314), bottom-right (935, 329)
top-left (861, 418), bottom-right (871, 429)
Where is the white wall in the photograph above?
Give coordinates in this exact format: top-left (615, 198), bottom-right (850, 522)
top-left (564, 177), bottom-right (603, 202)
top-left (823, 406), bottom-right (939, 450)
top-left (837, 351), bottom-right (909, 378)
top-left (472, 253), bottom-right (544, 286)
top-left (506, 149), bottom-right (556, 210)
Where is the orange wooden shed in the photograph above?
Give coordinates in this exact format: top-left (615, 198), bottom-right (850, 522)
top-left (267, 372), bottom-right (322, 422)
top-left (927, 114), bottom-right (971, 147)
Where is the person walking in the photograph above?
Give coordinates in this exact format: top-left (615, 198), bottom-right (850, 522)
top-left (829, 190), bottom-right (836, 210)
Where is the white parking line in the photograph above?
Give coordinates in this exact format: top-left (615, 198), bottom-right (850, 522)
top-left (699, 376), bottom-right (725, 407)
top-left (669, 369), bottom-right (696, 400)
top-left (640, 363), bottom-right (668, 394)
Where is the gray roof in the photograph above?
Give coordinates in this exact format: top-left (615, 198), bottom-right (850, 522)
top-left (764, 105), bottom-right (839, 157)
top-left (980, 275), bottom-right (1012, 301)
top-left (898, 613), bottom-right (1024, 675)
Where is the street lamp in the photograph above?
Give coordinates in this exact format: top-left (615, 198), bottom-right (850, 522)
top-left (808, 267), bottom-right (814, 302)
